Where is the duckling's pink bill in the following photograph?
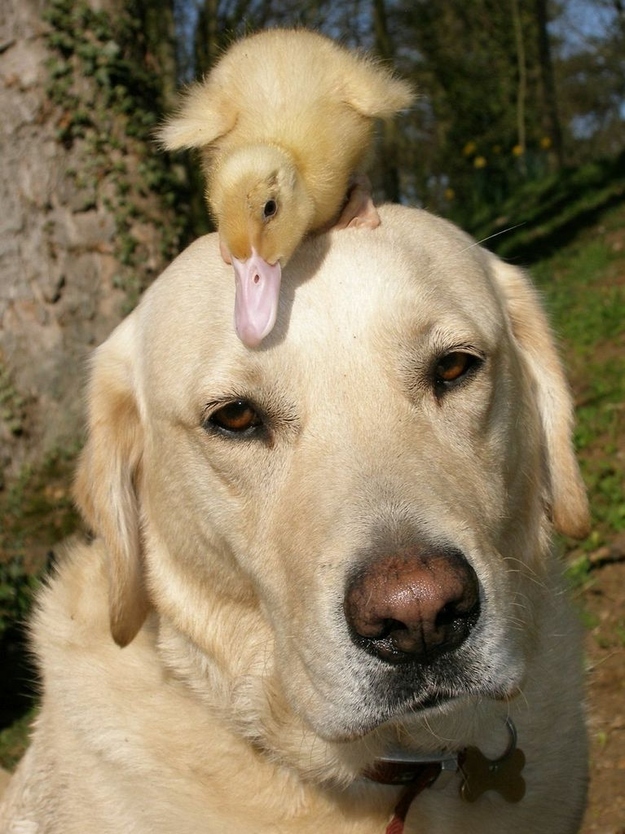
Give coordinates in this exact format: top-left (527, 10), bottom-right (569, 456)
top-left (232, 253), bottom-right (282, 347)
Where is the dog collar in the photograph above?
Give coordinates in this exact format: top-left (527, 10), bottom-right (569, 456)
top-left (365, 719), bottom-right (526, 834)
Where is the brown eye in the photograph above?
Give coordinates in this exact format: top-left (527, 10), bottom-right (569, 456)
top-left (434, 351), bottom-right (482, 394)
top-left (207, 400), bottom-right (263, 435)
top-left (437, 352), bottom-right (472, 382)
top-left (263, 199), bottom-right (277, 220)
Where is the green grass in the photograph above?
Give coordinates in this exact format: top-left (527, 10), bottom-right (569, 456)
top-left (532, 240), bottom-right (622, 348)
top-left (530, 201), bottom-right (625, 547)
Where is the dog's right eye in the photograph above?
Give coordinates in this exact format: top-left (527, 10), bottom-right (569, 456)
top-left (432, 350), bottom-right (483, 398)
top-left (205, 400), bottom-right (264, 437)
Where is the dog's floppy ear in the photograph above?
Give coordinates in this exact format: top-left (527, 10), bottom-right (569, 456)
top-left (74, 316), bottom-right (150, 647)
top-left (490, 256), bottom-right (590, 540)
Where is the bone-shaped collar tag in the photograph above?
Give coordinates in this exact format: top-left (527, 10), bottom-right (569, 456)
top-left (459, 719), bottom-right (526, 803)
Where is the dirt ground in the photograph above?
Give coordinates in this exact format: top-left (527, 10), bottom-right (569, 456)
top-left (579, 543), bottom-right (625, 834)
top-left (574, 209), bottom-right (625, 834)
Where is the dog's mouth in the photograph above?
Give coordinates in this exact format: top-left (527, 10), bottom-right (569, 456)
top-left (308, 683), bottom-right (457, 744)
top-left (319, 693), bottom-right (461, 744)
top-left (411, 690), bottom-right (454, 712)
top-left (306, 646), bottom-right (522, 743)
top-left (363, 686), bottom-right (468, 736)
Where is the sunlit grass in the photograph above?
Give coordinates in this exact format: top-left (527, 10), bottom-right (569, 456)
top-left (531, 203), bottom-right (625, 545)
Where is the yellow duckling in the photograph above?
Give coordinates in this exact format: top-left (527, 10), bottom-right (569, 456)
top-left (159, 28), bottom-right (414, 346)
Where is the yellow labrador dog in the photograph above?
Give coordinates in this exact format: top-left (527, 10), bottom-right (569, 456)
top-left (0, 206), bottom-right (589, 834)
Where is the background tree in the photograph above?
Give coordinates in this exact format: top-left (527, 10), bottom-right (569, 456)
top-left (555, 0), bottom-right (625, 163)
top-left (0, 0), bottom-right (195, 487)
top-left (535, 0), bottom-right (565, 169)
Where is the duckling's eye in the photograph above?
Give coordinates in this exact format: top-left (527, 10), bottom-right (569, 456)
top-left (263, 199), bottom-right (277, 220)
top-left (433, 351), bottom-right (483, 396)
top-left (205, 399), bottom-right (263, 436)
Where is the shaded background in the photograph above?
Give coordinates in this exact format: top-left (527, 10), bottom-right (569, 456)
top-left (0, 1), bottom-right (623, 831)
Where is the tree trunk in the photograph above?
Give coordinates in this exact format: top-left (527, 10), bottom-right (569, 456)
top-left (511, 0), bottom-right (527, 175)
top-left (372, 0), bottom-right (402, 202)
top-left (534, 0), bottom-right (564, 169)
top-left (0, 0), bottom-right (192, 489)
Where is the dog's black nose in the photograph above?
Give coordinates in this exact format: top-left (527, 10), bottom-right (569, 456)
top-left (344, 546), bottom-right (480, 664)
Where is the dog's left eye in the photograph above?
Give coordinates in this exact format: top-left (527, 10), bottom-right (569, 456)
top-left (206, 400), bottom-right (264, 436)
top-left (434, 351), bottom-right (483, 395)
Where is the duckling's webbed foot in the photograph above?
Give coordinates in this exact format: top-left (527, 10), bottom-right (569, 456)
top-left (332, 173), bottom-right (380, 231)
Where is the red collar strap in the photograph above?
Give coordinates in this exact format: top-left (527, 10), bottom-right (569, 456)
top-left (365, 754), bottom-right (459, 834)
top-left (375, 761), bottom-right (443, 834)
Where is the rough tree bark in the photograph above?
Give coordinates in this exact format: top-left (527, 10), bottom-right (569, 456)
top-left (0, 0), bottom-right (189, 488)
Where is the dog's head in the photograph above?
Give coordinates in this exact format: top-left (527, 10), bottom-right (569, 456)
top-left (74, 205), bottom-right (588, 775)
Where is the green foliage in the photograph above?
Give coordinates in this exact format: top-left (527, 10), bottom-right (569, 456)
top-left (0, 710), bottom-right (35, 771)
top-left (0, 447), bottom-right (81, 570)
top-left (0, 558), bottom-right (38, 640)
top-left (0, 359), bottom-right (26, 438)
top-left (0, 447), bottom-right (80, 749)
top-left (566, 553), bottom-right (593, 591)
top-left (43, 0), bottom-right (161, 132)
top-left (42, 0), bottom-right (203, 308)
top-left (533, 242), bottom-right (621, 347)
top-left (387, 0), bottom-right (564, 216)
top-left (468, 153), bottom-right (625, 263)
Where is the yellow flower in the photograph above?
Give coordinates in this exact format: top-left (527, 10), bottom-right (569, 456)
top-left (540, 136), bottom-right (552, 150)
top-left (444, 187), bottom-right (455, 201)
top-left (474, 156), bottom-right (487, 169)
top-left (512, 144), bottom-right (525, 157)
top-left (463, 141), bottom-right (477, 157)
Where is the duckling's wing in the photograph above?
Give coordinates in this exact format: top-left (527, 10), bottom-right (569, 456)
top-left (340, 53), bottom-right (415, 119)
top-left (157, 82), bottom-right (238, 151)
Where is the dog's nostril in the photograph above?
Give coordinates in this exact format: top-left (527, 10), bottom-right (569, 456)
top-left (436, 604), bottom-right (456, 626)
top-left (436, 599), bottom-right (472, 628)
top-left (371, 618), bottom-right (407, 641)
top-left (344, 546), bottom-right (480, 665)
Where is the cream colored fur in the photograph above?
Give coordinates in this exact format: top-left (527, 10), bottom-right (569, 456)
top-left (0, 206), bottom-right (588, 833)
